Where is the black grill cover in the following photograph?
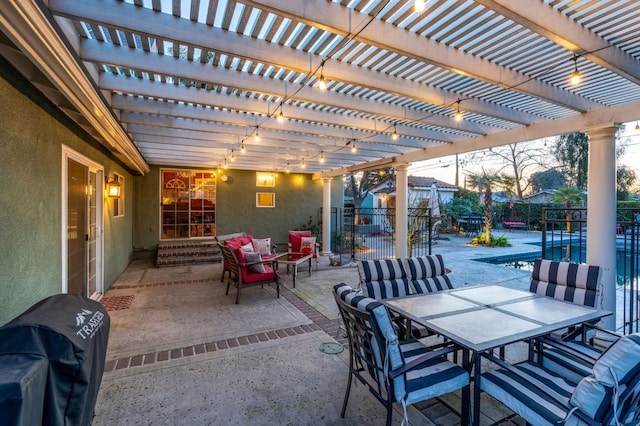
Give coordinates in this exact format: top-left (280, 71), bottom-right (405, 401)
top-left (0, 354), bottom-right (48, 426)
top-left (0, 294), bottom-right (110, 426)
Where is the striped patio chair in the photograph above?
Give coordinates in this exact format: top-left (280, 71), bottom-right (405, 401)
top-left (357, 259), bottom-right (412, 299)
top-left (333, 284), bottom-right (470, 426)
top-left (404, 255), bottom-right (453, 294)
top-left (481, 334), bottom-right (640, 426)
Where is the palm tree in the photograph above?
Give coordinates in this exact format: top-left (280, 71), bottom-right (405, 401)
top-left (467, 170), bottom-right (503, 243)
top-left (552, 186), bottom-right (584, 232)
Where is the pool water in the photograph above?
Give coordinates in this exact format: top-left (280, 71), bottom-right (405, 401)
top-left (476, 246), bottom-right (638, 286)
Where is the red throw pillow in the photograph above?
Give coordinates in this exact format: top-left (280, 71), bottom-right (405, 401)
top-left (301, 247), bottom-right (312, 256)
top-left (289, 231), bottom-right (311, 253)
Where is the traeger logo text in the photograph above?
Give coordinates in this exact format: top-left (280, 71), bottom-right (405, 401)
top-left (75, 309), bottom-right (105, 340)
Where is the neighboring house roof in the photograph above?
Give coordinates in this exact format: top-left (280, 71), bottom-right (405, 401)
top-left (370, 176), bottom-right (458, 194)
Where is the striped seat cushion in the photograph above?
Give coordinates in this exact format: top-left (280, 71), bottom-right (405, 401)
top-left (593, 333), bottom-right (640, 387)
top-left (333, 283), bottom-right (382, 312)
top-left (541, 340), bottom-right (602, 385)
top-left (369, 305), bottom-right (469, 405)
top-left (357, 259), bottom-right (408, 283)
top-left (481, 361), bottom-right (576, 426)
top-left (411, 276), bottom-right (453, 294)
top-left (404, 255), bottom-right (447, 280)
top-left (530, 259), bottom-right (601, 308)
top-left (364, 279), bottom-right (412, 299)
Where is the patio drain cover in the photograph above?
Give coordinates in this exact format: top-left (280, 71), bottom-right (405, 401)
top-left (319, 342), bottom-right (344, 354)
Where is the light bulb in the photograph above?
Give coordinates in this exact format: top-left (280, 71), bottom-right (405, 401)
top-left (240, 143), bottom-right (245, 154)
top-left (635, 122), bottom-right (639, 131)
top-left (318, 73), bottom-right (327, 91)
top-left (277, 110), bottom-right (285, 123)
top-left (351, 143), bottom-right (357, 153)
top-left (414, 0), bottom-right (426, 12)
top-left (230, 151), bottom-right (235, 161)
top-left (392, 125), bottom-right (399, 141)
top-left (320, 152), bottom-right (325, 163)
top-left (453, 110), bottom-right (463, 122)
top-left (570, 69), bottom-right (581, 86)
top-left (301, 159), bottom-right (306, 169)
top-left (254, 128), bottom-right (260, 141)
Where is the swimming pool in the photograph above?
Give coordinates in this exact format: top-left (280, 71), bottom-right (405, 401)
top-left (475, 246), bottom-right (638, 286)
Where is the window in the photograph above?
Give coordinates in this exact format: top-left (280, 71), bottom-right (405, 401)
top-left (113, 173), bottom-right (124, 217)
top-left (161, 169), bottom-right (216, 239)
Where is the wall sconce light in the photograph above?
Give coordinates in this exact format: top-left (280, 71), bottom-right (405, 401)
top-left (106, 177), bottom-right (121, 198)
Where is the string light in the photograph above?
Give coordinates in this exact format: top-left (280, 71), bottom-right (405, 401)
top-left (351, 141), bottom-right (357, 153)
top-left (414, 0), bottom-right (426, 12)
top-left (230, 150), bottom-right (235, 161)
top-left (254, 126), bottom-right (260, 141)
top-left (392, 124), bottom-right (399, 141)
top-left (318, 60), bottom-right (327, 91)
top-left (319, 152), bottom-right (325, 163)
top-left (453, 100), bottom-right (463, 122)
top-left (223, 158), bottom-right (228, 168)
top-left (301, 158), bottom-right (306, 169)
top-left (285, 163), bottom-right (290, 173)
top-left (240, 141), bottom-right (246, 154)
top-left (635, 122), bottom-right (639, 131)
top-left (277, 104), bottom-right (285, 123)
top-left (570, 55), bottom-right (581, 86)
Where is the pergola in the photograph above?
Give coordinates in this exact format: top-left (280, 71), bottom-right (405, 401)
top-left (2, 0), bottom-right (639, 328)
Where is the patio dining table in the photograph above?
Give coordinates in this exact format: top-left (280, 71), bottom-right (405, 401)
top-left (384, 284), bottom-right (611, 425)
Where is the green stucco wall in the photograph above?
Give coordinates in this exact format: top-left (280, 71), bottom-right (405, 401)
top-left (0, 61), bottom-right (134, 326)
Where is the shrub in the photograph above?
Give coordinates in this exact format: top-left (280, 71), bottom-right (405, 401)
top-left (470, 233), bottom-right (511, 247)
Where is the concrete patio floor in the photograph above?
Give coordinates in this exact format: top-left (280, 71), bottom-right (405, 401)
top-left (92, 231), bottom-right (567, 425)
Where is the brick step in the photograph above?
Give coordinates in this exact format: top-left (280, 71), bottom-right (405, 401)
top-left (156, 239), bottom-right (221, 267)
top-left (156, 246), bottom-right (220, 257)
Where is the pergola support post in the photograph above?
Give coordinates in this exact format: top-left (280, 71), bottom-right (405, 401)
top-left (586, 124), bottom-right (621, 331)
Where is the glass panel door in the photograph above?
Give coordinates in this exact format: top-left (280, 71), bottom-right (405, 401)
top-left (161, 169), bottom-right (216, 239)
top-left (67, 159), bottom-right (87, 296)
top-left (88, 171), bottom-right (98, 296)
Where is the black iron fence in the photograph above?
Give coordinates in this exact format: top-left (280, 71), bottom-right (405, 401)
top-left (541, 207), bottom-right (640, 334)
top-left (329, 207), bottom-right (434, 262)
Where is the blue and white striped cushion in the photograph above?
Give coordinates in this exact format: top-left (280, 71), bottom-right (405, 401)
top-left (410, 276), bottom-right (453, 294)
top-left (364, 279), bottom-right (412, 300)
top-left (541, 340), bottom-right (602, 385)
top-left (530, 259), bottom-right (601, 307)
top-left (358, 259), bottom-right (408, 283)
top-left (593, 333), bottom-right (640, 387)
top-left (333, 283), bottom-right (382, 312)
top-left (481, 361), bottom-right (576, 426)
top-left (570, 375), bottom-right (613, 422)
top-left (404, 255), bottom-right (446, 280)
top-left (369, 305), bottom-right (469, 405)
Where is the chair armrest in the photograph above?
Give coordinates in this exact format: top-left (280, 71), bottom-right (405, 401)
top-left (536, 335), bottom-right (601, 364)
top-left (388, 343), bottom-right (460, 379)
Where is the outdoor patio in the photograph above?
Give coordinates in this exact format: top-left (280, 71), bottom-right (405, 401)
top-left (92, 231), bottom-right (556, 426)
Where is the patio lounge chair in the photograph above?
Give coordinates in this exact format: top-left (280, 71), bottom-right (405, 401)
top-left (218, 242), bottom-right (280, 304)
top-left (333, 283), bottom-right (470, 426)
top-left (481, 334), bottom-right (640, 426)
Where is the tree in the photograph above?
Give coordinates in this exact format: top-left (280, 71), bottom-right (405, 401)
top-left (617, 166), bottom-right (638, 201)
top-left (345, 168), bottom-right (393, 223)
top-left (552, 186), bottom-right (584, 232)
top-left (470, 142), bottom-right (547, 200)
top-left (554, 132), bottom-right (589, 189)
top-left (554, 131), bottom-right (627, 190)
top-left (467, 170), bottom-right (503, 243)
top-left (529, 169), bottom-right (568, 193)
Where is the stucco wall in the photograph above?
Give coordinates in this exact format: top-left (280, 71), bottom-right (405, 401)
top-left (0, 61), bottom-right (134, 326)
top-left (132, 166), bottom-right (342, 255)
